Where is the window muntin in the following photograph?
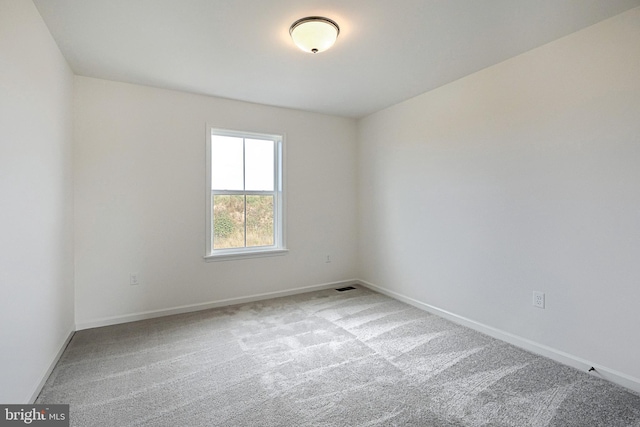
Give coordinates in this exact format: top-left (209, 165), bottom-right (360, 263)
top-left (206, 128), bottom-right (285, 259)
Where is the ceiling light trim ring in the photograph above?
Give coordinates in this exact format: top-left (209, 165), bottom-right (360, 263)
top-left (289, 16), bottom-right (340, 37)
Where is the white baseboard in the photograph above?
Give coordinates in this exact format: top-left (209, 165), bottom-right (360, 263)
top-left (358, 279), bottom-right (640, 395)
top-left (29, 326), bottom-right (75, 403)
top-left (76, 279), bottom-right (360, 331)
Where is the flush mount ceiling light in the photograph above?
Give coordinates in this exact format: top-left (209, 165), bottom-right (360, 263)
top-left (289, 16), bottom-right (340, 54)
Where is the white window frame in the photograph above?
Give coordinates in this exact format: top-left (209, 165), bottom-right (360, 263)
top-left (204, 126), bottom-right (287, 261)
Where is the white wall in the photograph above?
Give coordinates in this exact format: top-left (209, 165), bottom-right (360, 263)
top-left (74, 77), bottom-right (358, 327)
top-left (0, 0), bottom-right (75, 403)
top-left (358, 7), bottom-right (640, 383)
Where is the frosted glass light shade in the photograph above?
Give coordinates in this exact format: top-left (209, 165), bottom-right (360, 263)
top-left (289, 17), bottom-right (340, 54)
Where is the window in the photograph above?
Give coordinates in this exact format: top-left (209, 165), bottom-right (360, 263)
top-left (205, 127), bottom-right (286, 260)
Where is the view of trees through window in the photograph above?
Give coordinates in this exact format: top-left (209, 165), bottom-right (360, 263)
top-left (212, 195), bottom-right (274, 249)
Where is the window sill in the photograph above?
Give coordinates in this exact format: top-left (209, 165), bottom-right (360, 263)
top-left (204, 248), bottom-right (289, 262)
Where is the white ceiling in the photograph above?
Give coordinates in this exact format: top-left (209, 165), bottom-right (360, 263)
top-left (34, 0), bottom-right (640, 118)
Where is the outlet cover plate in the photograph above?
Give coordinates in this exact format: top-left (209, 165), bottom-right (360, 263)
top-left (130, 273), bottom-right (140, 286)
top-left (533, 291), bottom-right (545, 309)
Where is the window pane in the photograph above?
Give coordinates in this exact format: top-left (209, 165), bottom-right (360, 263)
top-left (246, 195), bottom-right (274, 247)
top-left (245, 138), bottom-right (274, 191)
top-left (211, 135), bottom-right (243, 190)
top-left (213, 195), bottom-right (245, 249)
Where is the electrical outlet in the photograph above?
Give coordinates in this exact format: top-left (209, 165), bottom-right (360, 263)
top-left (533, 291), bottom-right (545, 309)
top-left (130, 273), bottom-right (140, 286)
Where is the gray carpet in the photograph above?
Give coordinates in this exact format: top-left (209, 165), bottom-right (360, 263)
top-left (37, 286), bottom-right (640, 426)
